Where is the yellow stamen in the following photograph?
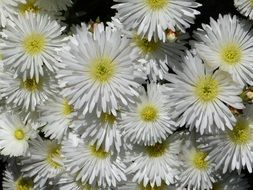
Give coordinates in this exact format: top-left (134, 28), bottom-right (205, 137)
top-left (228, 118), bottom-right (251, 145)
top-left (195, 76), bottom-right (219, 102)
top-left (14, 129), bottom-right (25, 140)
top-left (90, 57), bottom-right (116, 83)
top-left (220, 43), bottom-right (242, 65)
top-left (20, 78), bottom-right (43, 92)
top-left (19, 0), bottom-right (40, 14)
top-left (139, 104), bottom-right (158, 122)
top-left (90, 145), bottom-right (110, 159)
top-left (145, 142), bottom-right (167, 157)
top-left (146, 0), bottom-right (168, 10)
top-left (192, 151), bottom-right (208, 170)
top-left (100, 112), bottom-right (116, 124)
top-left (16, 177), bottom-right (33, 190)
top-left (46, 144), bottom-right (62, 169)
top-left (62, 99), bottom-right (74, 116)
top-left (22, 33), bottom-right (45, 56)
top-left (134, 36), bottom-right (160, 54)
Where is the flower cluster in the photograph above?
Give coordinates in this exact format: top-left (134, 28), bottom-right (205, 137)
top-left (0, 0), bottom-right (252, 190)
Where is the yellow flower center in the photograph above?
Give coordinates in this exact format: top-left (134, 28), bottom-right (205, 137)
top-left (220, 43), bottom-right (242, 65)
top-left (228, 118), bottom-right (251, 145)
top-left (62, 99), bottom-right (74, 116)
top-left (90, 145), bottom-right (110, 159)
top-left (139, 182), bottom-right (167, 190)
top-left (19, 0), bottom-right (40, 14)
top-left (46, 144), bottom-right (62, 169)
top-left (146, 0), bottom-right (168, 10)
top-left (139, 104), bottom-right (158, 122)
top-left (100, 112), bottom-right (116, 124)
top-left (16, 177), bottom-right (33, 190)
top-left (195, 76), bottom-right (219, 102)
top-left (21, 78), bottom-right (43, 92)
top-left (134, 36), bottom-right (160, 54)
top-left (14, 129), bottom-right (25, 140)
top-left (90, 57), bottom-right (116, 83)
top-left (22, 33), bottom-right (46, 56)
top-left (192, 151), bottom-right (208, 170)
top-left (145, 142), bottom-right (167, 157)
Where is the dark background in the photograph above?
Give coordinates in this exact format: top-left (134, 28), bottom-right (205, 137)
top-left (0, 0), bottom-right (252, 189)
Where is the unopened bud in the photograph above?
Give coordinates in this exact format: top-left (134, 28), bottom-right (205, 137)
top-left (166, 29), bottom-right (177, 42)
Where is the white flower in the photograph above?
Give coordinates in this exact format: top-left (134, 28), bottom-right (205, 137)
top-left (121, 83), bottom-right (176, 145)
top-left (112, 0), bottom-right (201, 41)
top-left (21, 138), bottom-right (64, 188)
top-left (178, 141), bottom-right (216, 190)
top-left (126, 135), bottom-right (182, 187)
top-left (1, 12), bottom-right (66, 81)
top-left (165, 51), bottom-right (244, 134)
top-left (0, 113), bottom-right (36, 157)
top-left (0, 70), bottom-right (57, 111)
top-left (0, 0), bottom-right (25, 27)
top-left (58, 23), bottom-right (140, 117)
top-left (193, 14), bottom-right (253, 86)
top-left (38, 95), bottom-right (78, 141)
top-left (77, 111), bottom-right (122, 153)
top-left (35, 0), bottom-right (73, 11)
top-left (62, 138), bottom-right (126, 188)
top-left (203, 109), bottom-right (253, 174)
top-left (234, 0), bottom-right (253, 20)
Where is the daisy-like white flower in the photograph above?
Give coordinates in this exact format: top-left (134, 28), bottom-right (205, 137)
top-left (0, 113), bottom-right (36, 157)
top-left (212, 172), bottom-right (249, 190)
top-left (62, 137), bottom-right (127, 188)
top-left (77, 111), bottom-right (122, 153)
top-left (35, 0), bottom-right (72, 11)
top-left (178, 140), bottom-right (216, 190)
top-left (121, 83), bottom-right (176, 146)
top-left (58, 23), bottom-right (140, 117)
top-left (203, 107), bottom-right (253, 174)
top-left (21, 138), bottom-right (64, 188)
top-left (0, 70), bottom-right (57, 111)
top-left (234, 0), bottom-right (253, 20)
top-left (193, 14), bottom-right (253, 86)
top-left (38, 94), bottom-right (78, 141)
top-left (0, 0), bottom-right (25, 27)
top-left (112, 0), bottom-right (201, 41)
top-left (1, 12), bottom-right (66, 81)
top-left (3, 165), bottom-right (35, 190)
top-left (126, 134), bottom-right (182, 187)
top-left (165, 51), bottom-right (244, 134)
